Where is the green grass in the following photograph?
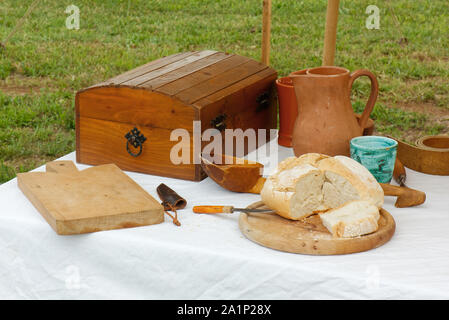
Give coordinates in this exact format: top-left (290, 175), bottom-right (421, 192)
top-left (0, 0), bottom-right (448, 183)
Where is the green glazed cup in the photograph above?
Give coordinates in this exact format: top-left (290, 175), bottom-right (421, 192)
top-left (350, 136), bottom-right (398, 183)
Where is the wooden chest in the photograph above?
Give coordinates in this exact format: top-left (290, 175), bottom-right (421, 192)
top-left (75, 50), bottom-right (278, 181)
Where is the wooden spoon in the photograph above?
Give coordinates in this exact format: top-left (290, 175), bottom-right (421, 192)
top-left (200, 154), bottom-right (426, 208)
top-left (201, 153), bottom-right (266, 194)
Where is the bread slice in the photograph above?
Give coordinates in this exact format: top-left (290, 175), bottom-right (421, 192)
top-left (260, 153), bottom-right (384, 221)
top-left (319, 200), bottom-right (380, 238)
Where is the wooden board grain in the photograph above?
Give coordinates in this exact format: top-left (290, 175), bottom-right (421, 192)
top-left (156, 54), bottom-right (251, 97)
top-left (239, 202), bottom-right (395, 255)
top-left (175, 60), bottom-right (268, 104)
top-left (90, 52), bottom-right (197, 88)
top-left (76, 86), bottom-right (196, 131)
top-left (140, 52), bottom-right (233, 90)
top-left (17, 161), bottom-right (165, 235)
top-left (122, 50), bottom-right (218, 87)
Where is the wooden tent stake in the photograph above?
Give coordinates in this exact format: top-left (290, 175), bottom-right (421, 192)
top-left (322, 0), bottom-right (340, 66)
top-left (261, 0), bottom-right (272, 66)
top-left (0, 0), bottom-right (41, 49)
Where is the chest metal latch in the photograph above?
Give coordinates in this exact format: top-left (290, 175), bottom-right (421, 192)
top-left (125, 127), bottom-right (147, 157)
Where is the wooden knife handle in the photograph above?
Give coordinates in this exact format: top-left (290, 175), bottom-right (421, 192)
top-left (393, 158), bottom-right (406, 186)
top-left (193, 206), bottom-right (234, 214)
top-left (380, 183), bottom-right (426, 208)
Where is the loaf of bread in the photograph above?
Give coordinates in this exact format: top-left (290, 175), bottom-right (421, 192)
top-left (319, 200), bottom-right (380, 238)
top-left (260, 153), bottom-right (384, 227)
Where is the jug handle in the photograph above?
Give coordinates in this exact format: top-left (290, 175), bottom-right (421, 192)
top-left (348, 69), bottom-right (379, 131)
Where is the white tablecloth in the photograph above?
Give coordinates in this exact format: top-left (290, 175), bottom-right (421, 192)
top-left (1, 140), bottom-right (449, 300)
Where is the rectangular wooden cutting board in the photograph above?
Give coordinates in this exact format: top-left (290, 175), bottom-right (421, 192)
top-left (17, 161), bottom-right (165, 235)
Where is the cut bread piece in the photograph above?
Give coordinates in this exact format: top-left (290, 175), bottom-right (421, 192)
top-left (319, 200), bottom-right (380, 238)
top-left (318, 156), bottom-right (384, 208)
top-left (260, 163), bottom-right (325, 220)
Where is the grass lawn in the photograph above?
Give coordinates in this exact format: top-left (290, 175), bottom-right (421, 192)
top-left (0, 0), bottom-right (448, 183)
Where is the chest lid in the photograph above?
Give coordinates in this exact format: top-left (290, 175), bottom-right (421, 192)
top-left (78, 50), bottom-right (276, 111)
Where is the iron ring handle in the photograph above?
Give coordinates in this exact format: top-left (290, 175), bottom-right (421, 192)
top-left (126, 139), bottom-right (143, 157)
top-left (125, 127), bottom-right (147, 157)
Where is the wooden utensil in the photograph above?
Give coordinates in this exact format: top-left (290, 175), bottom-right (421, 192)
top-left (200, 154), bottom-right (426, 208)
top-left (201, 153), bottom-right (266, 194)
top-left (17, 161), bottom-right (164, 235)
top-left (239, 201), bottom-right (395, 255)
top-left (379, 183), bottom-right (425, 208)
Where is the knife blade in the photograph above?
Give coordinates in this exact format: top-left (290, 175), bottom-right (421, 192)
top-left (193, 205), bottom-right (275, 214)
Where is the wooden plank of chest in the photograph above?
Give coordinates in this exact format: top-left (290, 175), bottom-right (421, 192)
top-left (89, 52), bottom-right (197, 88)
top-left (76, 86), bottom-right (196, 131)
top-left (122, 50), bottom-right (218, 87)
top-left (194, 68), bottom-right (277, 110)
top-left (174, 60), bottom-right (268, 104)
top-left (155, 54), bottom-right (251, 97)
top-left (77, 117), bottom-right (196, 181)
top-left (139, 52), bottom-right (234, 89)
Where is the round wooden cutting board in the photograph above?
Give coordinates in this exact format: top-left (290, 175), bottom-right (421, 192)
top-left (238, 202), bottom-right (395, 255)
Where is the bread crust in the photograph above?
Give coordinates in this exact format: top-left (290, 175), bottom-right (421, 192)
top-left (320, 200), bottom-right (380, 238)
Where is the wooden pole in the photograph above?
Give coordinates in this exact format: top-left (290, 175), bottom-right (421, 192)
top-left (322, 0), bottom-right (340, 66)
top-left (0, 0), bottom-right (41, 49)
top-left (261, 0), bottom-right (272, 66)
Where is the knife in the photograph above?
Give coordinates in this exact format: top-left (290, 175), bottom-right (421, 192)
top-left (193, 205), bottom-right (275, 214)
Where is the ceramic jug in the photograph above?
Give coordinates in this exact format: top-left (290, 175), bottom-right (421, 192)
top-left (289, 66), bottom-right (378, 157)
